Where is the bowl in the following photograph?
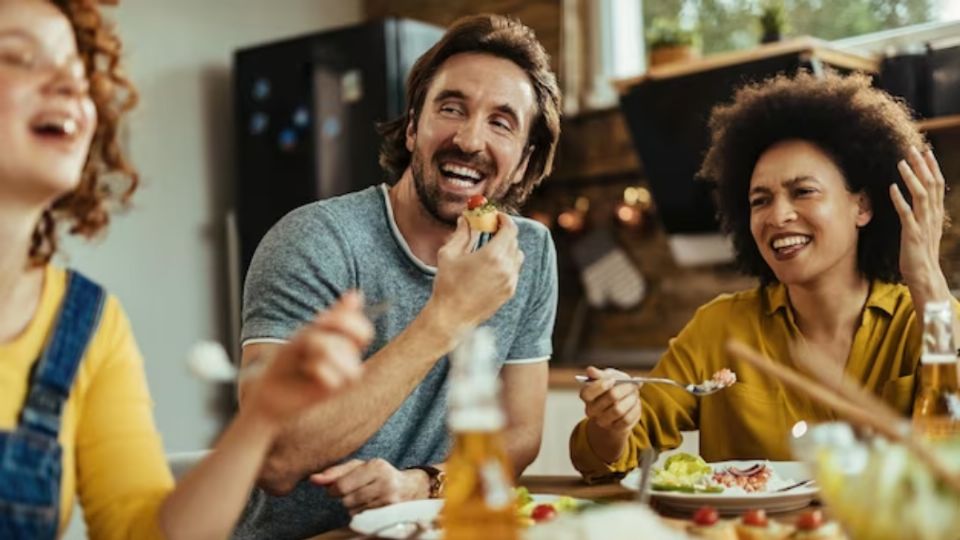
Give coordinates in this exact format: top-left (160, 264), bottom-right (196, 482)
top-left (791, 422), bottom-right (960, 540)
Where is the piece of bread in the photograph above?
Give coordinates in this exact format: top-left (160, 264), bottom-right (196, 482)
top-left (463, 207), bottom-right (499, 233)
top-left (789, 522), bottom-right (846, 540)
top-left (688, 522), bottom-right (738, 540)
top-left (735, 522), bottom-right (793, 540)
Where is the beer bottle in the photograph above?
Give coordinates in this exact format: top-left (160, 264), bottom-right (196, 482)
top-left (441, 327), bottom-right (518, 540)
top-left (912, 300), bottom-right (960, 439)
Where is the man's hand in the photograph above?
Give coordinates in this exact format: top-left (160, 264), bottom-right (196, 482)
top-left (309, 459), bottom-right (430, 515)
top-left (243, 291), bottom-right (374, 425)
top-left (428, 213), bottom-right (524, 335)
top-left (580, 366), bottom-right (641, 463)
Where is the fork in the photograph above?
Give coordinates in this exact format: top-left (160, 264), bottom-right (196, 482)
top-left (635, 448), bottom-right (657, 505)
top-left (574, 375), bottom-right (728, 396)
top-left (189, 300), bottom-right (391, 384)
top-left (775, 479), bottom-right (816, 492)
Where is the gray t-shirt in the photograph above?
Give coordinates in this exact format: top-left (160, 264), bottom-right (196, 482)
top-left (235, 184), bottom-right (558, 539)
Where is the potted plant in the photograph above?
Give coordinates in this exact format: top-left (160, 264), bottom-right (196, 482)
top-left (758, 0), bottom-right (787, 43)
top-left (647, 17), bottom-right (699, 67)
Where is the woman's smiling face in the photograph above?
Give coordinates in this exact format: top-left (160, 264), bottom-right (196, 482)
top-left (749, 139), bottom-right (873, 286)
top-left (0, 0), bottom-right (96, 206)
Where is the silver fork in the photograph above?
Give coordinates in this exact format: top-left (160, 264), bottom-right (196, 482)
top-left (574, 375), bottom-right (728, 396)
top-left (635, 448), bottom-right (657, 505)
top-left (775, 479), bottom-right (816, 492)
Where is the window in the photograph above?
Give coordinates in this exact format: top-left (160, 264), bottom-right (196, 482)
top-left (562, 0), bottom-right (646, 113)
top-left (642, 0), bottom-right (954, 56)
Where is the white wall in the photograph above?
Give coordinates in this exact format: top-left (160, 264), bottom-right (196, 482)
top-left (62, 0), bottom-right (361, 536)
top-left (526, 389), bottom-right (700, 476)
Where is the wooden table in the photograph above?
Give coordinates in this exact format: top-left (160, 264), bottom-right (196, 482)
top-left (310, 475), bottom-right (815, 539)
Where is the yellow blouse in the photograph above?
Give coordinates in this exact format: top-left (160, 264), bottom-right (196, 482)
top-left (0, 266), bottom-right (172, 538)
top-left (570, 280), bottom-right (927, 483)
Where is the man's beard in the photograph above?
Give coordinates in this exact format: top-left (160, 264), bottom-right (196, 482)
top-left (410, 143), bottom-right (497, 228)
top-left (411, 147), bottom-right (458, 227)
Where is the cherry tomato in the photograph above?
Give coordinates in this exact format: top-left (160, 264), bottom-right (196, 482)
top-left (467, 194), bottom-right (487, 210)
top-left (742, 509), bottom-right (768, 527)
top-left (530, 503), bottom-right (557, 523)
top-left (692, 506), bottom-right (719, 526)
top-left (796, 510), bottom-right (823, 531)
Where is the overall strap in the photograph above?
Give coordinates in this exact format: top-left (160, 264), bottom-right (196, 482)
top-left (20, 270), bottom-right (105, 437)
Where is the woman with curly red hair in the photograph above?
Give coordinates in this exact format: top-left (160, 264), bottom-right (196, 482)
top-left (0, 1), bottom-right (372, 538)
top-left (570, 70), bottom-right (956, 482)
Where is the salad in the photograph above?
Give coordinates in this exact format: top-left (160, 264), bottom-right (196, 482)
top-left (651, 453), bottom-right (791, 494)
top-left (515, 487), bottom-right (581, 525)
top-left (652, 453), bottom-right (724, 493)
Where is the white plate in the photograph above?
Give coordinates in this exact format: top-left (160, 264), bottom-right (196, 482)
top-left (621, 460), bottom-right (818, 515)
top-left (349, 494), bottom-right (578, 539)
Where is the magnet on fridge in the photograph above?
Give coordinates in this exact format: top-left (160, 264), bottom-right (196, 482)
top-left (341, 69), bottom-right (363, 103)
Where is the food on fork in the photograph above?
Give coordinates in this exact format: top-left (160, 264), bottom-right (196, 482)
top-left (687, 506), bottom-right (737, 540)
top-left (463, 194), bottom-right (499, 233)
top-left (700, 368), bottom-right (738, 392)
top-left (735, 509), bottom-right (793, 540)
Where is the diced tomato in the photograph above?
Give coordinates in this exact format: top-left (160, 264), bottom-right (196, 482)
top-left (796, 510), bottom-right (823, 531)
top-left (530, 504), bottom-right (557, 523)
top-left (692, 506), bottom-right (719, 526)
top-left (467, 194), bottom-right (488, 210)
top-left (742, 509), bottom-right (768, 527)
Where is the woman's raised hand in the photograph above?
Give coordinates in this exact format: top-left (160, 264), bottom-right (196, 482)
top-left (890, 146), bottom-right (947, 286)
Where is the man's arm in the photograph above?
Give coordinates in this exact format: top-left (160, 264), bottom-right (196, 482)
top-left (304, 361), bottom-right (548, 513)
top-left (500, 361), bottom-right (548, 476)
top-left (239, 302), bottom-right (457, 495)
top-left (241, 215), bottom-right (525, 495)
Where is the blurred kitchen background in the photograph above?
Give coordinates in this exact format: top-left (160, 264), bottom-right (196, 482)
top-left (59, 1), bottom-right (960, 535)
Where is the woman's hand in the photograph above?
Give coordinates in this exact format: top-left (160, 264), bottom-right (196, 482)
top-left (245, 291), bottom-right (374, 424)
top-left (890, 146), bottom-right (947, 288)
top-left (580, 366), bottom-right (641, 463)
top-left (580, 366), bottom-right (642, 434)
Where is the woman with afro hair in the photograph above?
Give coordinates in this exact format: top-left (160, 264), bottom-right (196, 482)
top-left (0, 1), bottom-right (373, 537)
top-left (571, 70), bottom-right (956, 482)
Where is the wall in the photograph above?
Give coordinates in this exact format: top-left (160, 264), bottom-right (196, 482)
top-left (61, 1), bottom-right (361, 536)
top-left (364, 0), bottom-right (960, 363)
top-left (366, 0), bottom-right (561, 65)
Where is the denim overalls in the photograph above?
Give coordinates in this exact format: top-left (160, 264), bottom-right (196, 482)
top-left (0, 271), bottom-right (104, 539)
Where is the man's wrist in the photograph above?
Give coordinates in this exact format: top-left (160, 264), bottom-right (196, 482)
top-left (405, 465), bottom-right (445, 499)
top-left (420, 300), bottom-right (470, 351)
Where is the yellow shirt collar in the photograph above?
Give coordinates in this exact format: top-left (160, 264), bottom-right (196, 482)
top-left (763, 279), bottom-right (901, 317)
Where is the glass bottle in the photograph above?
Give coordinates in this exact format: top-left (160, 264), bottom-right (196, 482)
top-left (441, 327), bottom-right (518, 540)
top-left (911, 300), bottom-right (960, 439)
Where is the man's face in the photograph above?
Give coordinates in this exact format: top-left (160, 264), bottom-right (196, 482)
top-left (406, 52), bottom-right (537, 226)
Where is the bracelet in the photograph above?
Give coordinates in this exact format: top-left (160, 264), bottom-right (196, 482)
top-left (406, 465), bottom-right (446, 498)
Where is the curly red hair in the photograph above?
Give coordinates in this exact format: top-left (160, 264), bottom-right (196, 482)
top-left (30, 0), bottom-right (138, 265)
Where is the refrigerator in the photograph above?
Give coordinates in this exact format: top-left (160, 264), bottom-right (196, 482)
top-left (232, 18), bottom-right (444, 280)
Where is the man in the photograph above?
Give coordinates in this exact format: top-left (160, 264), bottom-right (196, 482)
top-left (234, 13), bottom-right (562, 538)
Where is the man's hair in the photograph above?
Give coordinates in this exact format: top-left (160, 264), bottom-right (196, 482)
top-left (698, 70), bottom-right (928, 284)
top-left (31, 0), bottom-right (139, 266)
top-left (377, 14), bottom-right (561, 211)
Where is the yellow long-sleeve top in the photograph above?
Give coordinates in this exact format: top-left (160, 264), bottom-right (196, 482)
top-left (570, 280), bottom-right (927, 483)
top-left (0, 266), bottom-right (173, 538)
